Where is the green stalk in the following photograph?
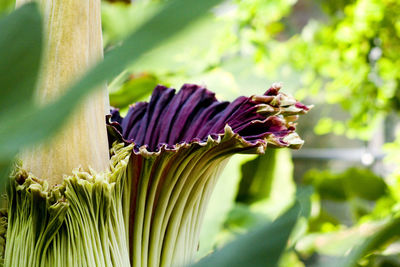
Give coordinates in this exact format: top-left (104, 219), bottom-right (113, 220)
top-left (16, 0), bottom-right (109, 186)
top-left (123, 126), bottom-right (276, 267)
top-left (163, 159), bottom-right (228, 267)
top-left (146, 148), bottom-right (198, 267)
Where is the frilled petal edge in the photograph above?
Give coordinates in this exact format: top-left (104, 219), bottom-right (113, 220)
top-left (108, 83), bottom-right (311, 155)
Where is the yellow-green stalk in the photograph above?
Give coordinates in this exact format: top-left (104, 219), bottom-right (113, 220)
top-left (16, 0), bottom-right (110, 186)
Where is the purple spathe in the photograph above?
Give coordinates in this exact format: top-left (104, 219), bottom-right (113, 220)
top-left (109, 83), bottom-right (310, 153)
top-left (107, 83), bottom-right (311, 266)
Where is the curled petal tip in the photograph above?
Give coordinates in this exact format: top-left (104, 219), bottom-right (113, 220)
top-left (284, 132), bottom-right (305, 149)
top-left (265, 82), bottom-right (282, 96)
top-left (271, 82), bottom-right (282, 90)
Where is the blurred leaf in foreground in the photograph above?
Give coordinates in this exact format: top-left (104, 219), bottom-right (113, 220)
top-left (0, 0), bottom-right (13, 16)
top-left (0, 2), bottom-right (42, 175)
top-left (191, 203), bottom-right (300, 267)
top-left (0, 3), bottom-right (42, 115)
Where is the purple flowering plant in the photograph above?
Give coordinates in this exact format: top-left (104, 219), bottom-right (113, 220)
top-left (106, 83), bottom-right (310, 266)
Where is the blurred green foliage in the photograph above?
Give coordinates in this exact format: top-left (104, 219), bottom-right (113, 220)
top-left (0, 0), bottom-right (14, 16)
top-left (265, 0), bottom-right (400, 140)
top-left (236, 150), bottom-right (279, 204)
top-left (303, 168), bottom-right (387, 201)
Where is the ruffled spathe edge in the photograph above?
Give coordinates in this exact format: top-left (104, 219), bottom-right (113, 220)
top-left (107, 83), bottom-right (312, 157)
top-left (107, 123), bottom-right (305, 159)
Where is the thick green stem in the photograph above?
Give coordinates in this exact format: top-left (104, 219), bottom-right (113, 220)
top-left (16, 0), bottom-right (109, 186)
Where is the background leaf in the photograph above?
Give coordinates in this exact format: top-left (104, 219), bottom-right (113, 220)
top-left (336, 217), bottom-right (400, 267)
top-left (109, 72), bottom-right (159, 109)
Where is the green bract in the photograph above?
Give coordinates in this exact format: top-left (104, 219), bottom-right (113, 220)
top-left (5, 144), bottom-right (132, 266)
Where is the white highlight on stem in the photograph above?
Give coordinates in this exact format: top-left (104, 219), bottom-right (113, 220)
top-left (16, 0), bottom-right (110, 186)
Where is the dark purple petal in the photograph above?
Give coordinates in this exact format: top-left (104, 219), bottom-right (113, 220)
top-left (110, 108), bottom-right (123, 124)
top-left (125, 103), bottom-right (148, 140)
top-left (138, 85), bottom-right (175, 148)
top-left (183, 101), bottom-right (229, 142)
top-left (109, 83), bottom-right (311, 153)
top-left (166, 84), bottom-right (217, 144)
